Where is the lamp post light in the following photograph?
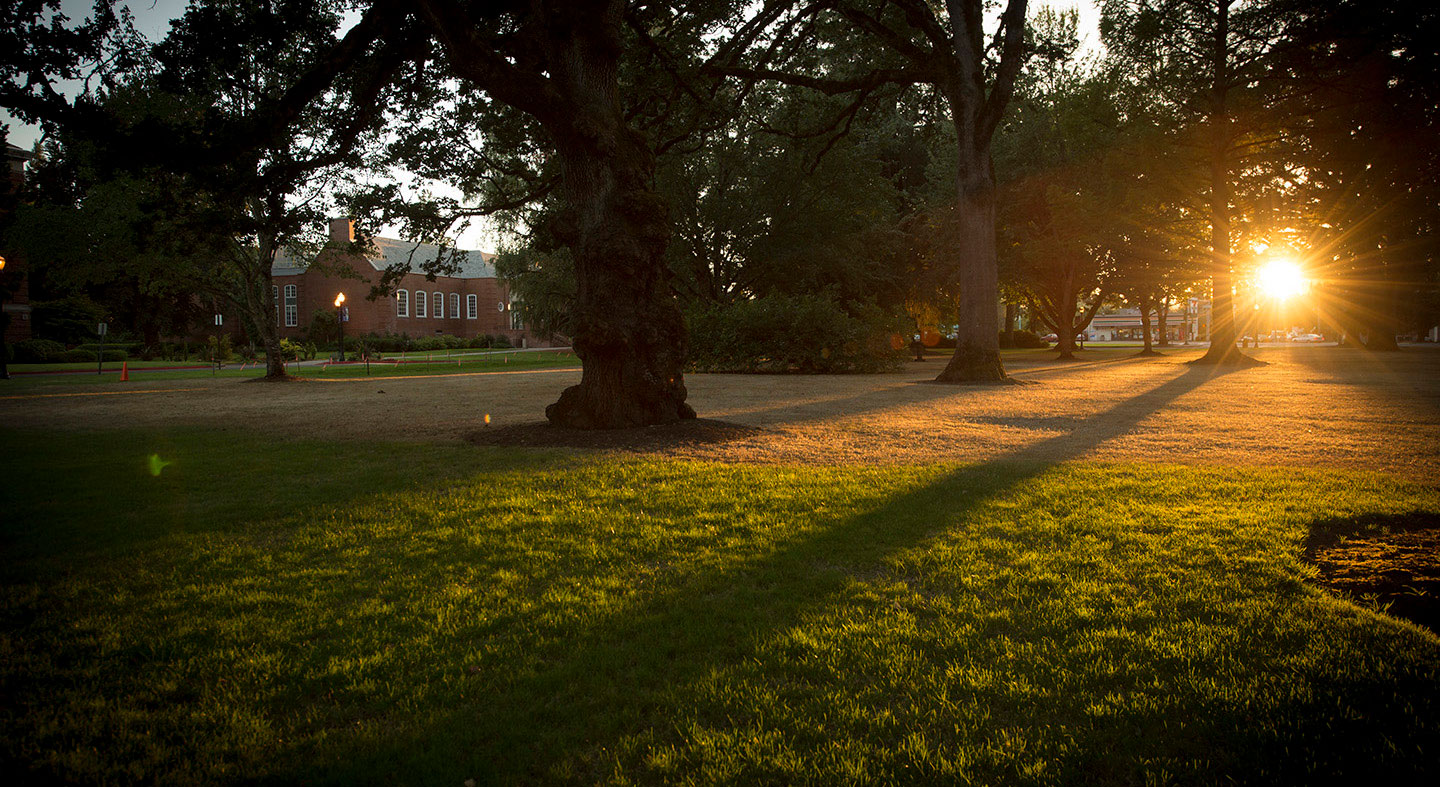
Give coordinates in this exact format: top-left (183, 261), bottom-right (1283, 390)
top-left (0, 255), bottom-right (8, 380)
top-left (334, 292), bottom-right (346, 362)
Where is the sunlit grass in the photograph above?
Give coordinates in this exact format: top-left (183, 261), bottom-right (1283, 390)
top-left (1, 429), bottom-right (1437, 784)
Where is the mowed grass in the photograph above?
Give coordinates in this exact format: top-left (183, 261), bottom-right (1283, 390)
top-left (2, 429), bottom-right (1438, 785)
top-left (1, 351), bottom-right (580, 388)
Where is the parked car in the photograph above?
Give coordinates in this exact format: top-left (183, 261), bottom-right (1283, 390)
top-left (1291, 333), bottom-right (1325, 342)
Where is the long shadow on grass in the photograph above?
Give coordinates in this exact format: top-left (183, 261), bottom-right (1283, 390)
top-left (712, 354), bottom-right (1177, 427)
top-left (271, 365), bottom-right (1251, 784)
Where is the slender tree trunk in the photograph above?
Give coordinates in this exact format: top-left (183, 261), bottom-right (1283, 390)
top-left (1000, 301), bottom-right (1017, 346)
top-left (542, 36), bottom-right (692, 427)
top-left (1157, 300), bottom-right (1170, 346)
top-left (1139, 297), bottom-right (1156, 354)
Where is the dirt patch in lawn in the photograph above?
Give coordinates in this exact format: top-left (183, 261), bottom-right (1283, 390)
top-left (1307, 512), bottom-right (1440, 635)
top-left (3, 346), bottom-right (1438, 476)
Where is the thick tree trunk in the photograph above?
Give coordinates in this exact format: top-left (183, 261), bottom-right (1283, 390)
top-left (1194, 0), bottom-right (1255, 366)
top-left (1362, 279), bottom-right (1401, 350)
top-left (542, 33), bottom-right (693, 428)
top-left (1054, 325), bottom-right (1077, 360)
top-left (935, 147), bottom-right (1006, 383)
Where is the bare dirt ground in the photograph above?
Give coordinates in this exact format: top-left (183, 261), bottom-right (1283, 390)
top-left (5, 345), bottom-right (1438, 476)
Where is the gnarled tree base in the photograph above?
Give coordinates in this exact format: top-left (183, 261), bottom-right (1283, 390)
top-left (546, 375), bottom-right (695, 431)
top-left (933, 344), bottom-right (1009, 384)
top-left (1189, 346), bottom-right (1267, 367)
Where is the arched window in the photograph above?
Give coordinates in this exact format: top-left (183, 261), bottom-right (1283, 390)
top-left (433, 291), bottom-right (444, 319)
top-left (396, 290), bottom-right (409, 317)
top-left (466, 294), bottom-right (477, 319)
top-left (416, 291), bottom-right (427, 318)
top-left (450, 293), bottom-right (460, 320)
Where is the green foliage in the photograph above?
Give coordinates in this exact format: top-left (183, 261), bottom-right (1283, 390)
top-left (307, 309), bottom-right (340, 347)
top-left (30, 296), bottom-right (105, 345)
top-left (205, 334), bottom-right (232, 363)
top-left (492, 247), bottom-right (574, 341)
top-left (1001, 329), bottom-right (1050, 349)
top-left (12, 338), bottom-right (67, 363)
top-left (686, 293), bottom-right (899, 374)
top-left (278, 339), bottom-right (304, 362)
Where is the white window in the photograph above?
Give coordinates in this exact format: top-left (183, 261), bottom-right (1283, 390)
top-left (397, 289), bottom-right (409, 317)
top-left (450, 293), bottom-right (460, 320)
top-left (466, 294), bottom-right (477, 319)
top-left (284, 284), bottom-right (298, 327)
top-left (433, 292), bottom-right (444, 319)
top-left (416, 290), bottom-right (427, 318)
top-left (510, 306), bottom-right (524, 331)
top-left (273, 285), bottom-right (279, 326)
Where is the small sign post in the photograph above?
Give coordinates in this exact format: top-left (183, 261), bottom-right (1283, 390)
top-left (213, 314), bottom-right (223, 374)
top-left (96, 321), bottom-right (107, 375)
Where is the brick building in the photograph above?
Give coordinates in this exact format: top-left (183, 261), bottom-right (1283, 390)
top-left (272, 219), bottom-right (556, 347)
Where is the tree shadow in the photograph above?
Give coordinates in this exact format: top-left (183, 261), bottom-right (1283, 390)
top-left (263, 365), bottom-right (1243, 783)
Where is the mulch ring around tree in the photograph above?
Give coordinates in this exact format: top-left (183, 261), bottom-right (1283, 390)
top-left (1306, 511), bottom-right (1440, 635)
top-left (465, 418), bottom-right (775, 453)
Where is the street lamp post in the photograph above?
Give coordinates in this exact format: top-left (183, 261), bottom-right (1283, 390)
top-left (334, 293), bottom-right (346, 362)
top-left (0, 255), bottom-right (9, 380)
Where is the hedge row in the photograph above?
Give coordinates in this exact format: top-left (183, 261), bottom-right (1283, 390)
top-left (686, 294), bottom-right (899, 374)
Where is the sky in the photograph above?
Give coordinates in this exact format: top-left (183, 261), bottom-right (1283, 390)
top-left (4, 0), bottom-right (1101, 252)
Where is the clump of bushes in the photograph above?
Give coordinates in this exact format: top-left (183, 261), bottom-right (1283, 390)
top-left (350, 332), bottom-right (514, 353)
top-left (1001, 329), bottom-right (1049, 348)
top-left (686, 293), bottom-right (899, 374)
top-left (12, 338), bottom-right (67, 363)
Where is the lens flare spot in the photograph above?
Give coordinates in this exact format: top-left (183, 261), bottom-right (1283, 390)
top-left (484, 413), bottom-right (491, 426)
top-left (147, 454), bottom-right (172, 477)
top-left (1257, 258), bottom-right (1308, 300)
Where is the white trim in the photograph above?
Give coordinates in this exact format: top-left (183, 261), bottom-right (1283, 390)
top-left (466, 294), bottom-right (477, 319)
top-left (433, 292), bottom-right (444, 319)
top-left (416, 290), bottom-right (427, 318)
top-left (397, 289), bottom-right (409, 318)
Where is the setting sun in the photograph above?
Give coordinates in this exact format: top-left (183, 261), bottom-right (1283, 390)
top-left (1256, 258), bottom-right (1308, 300)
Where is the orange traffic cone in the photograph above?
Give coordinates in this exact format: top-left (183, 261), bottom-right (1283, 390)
top-left (119, 361), bottom-right (130, 382)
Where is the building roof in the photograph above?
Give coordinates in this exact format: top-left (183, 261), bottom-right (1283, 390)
top-left (273, 235), bottom-right (497, 279)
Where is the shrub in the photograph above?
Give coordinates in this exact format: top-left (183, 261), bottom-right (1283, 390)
top-left (206, 335), bottom-right (234, 363)
top-left (1005, 329), bottom-right (1049, 348)
top-left (492, 334), bottom-right (512, 349)
top-left (59, 349), bottom-right (98, 363)
top-left (13, 338), bottom-right (67, 363)
top-left (278, 339), bottom-right (304, 361)
top-left (686, 293), bottom-right (900, 374)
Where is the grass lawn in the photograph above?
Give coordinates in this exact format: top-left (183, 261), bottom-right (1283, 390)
top-left (1, 351), bottom-right (580, 388)
top-left (2, 429), bottom-right (1438, 784)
